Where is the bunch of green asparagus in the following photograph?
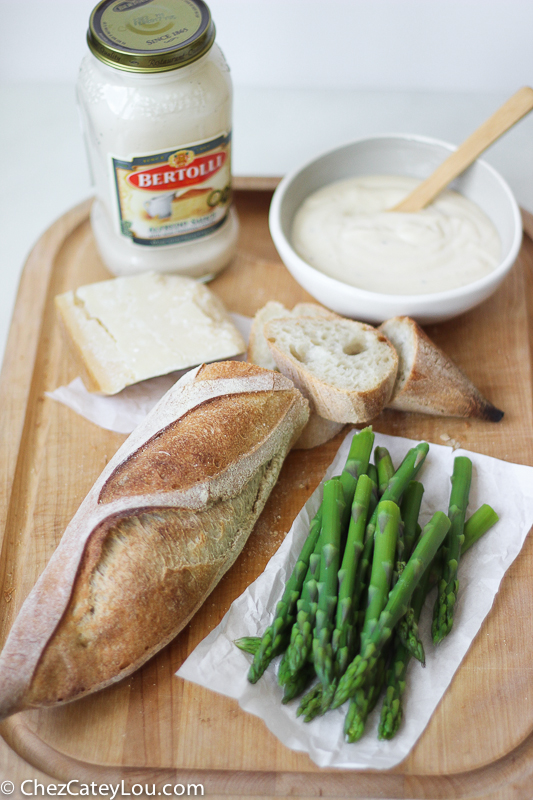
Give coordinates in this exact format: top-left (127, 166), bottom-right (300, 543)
top-left (236, 428), bottom-right (499, 743)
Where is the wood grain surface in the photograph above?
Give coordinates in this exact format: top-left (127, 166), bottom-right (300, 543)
top-left (0, 192), bottom-right (533, 799)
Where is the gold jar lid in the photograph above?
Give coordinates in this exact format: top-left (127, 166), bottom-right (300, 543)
top-left (87, 0), bottom-right (216, 73)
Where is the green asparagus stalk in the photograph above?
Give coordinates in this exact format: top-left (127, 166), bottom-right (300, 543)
top-left (396, 606), bottom-right (425, 665)
top-left (377, 639), bottom-right (408, 740)
top-left (322, 493), bottom-right (397, 718)
top-left (245, 430), bottom-right (374, 683)
top-left (381, 442), bottom-right (430, 506)
top-left (278, 648), bottom-right (316, 704)
top-left (428, 502), bottom-right (499, 587)
top-left (286, 567), bottom-right (320, 674)
top-left (378, 562), bottom-right (433, 739)
top-left (286, 434), bottom-right (374, 677)
top-left (332, 510), bottom-right (451, 708)
top-left (350, 443), bottom-right (429, 634)
top-left (288, 429), bottom-right (373, 680)
top-left (359, 501), bottom-right (400, 649)
top-left (235, 636), bottom-right (261, 656)
top-left (463, 504), bottom-right (499, 553)
top-left (341, 427), bottom-right (375, 484)
top-left (375, 447), bottom-right (395, 496)
top-left (344, 654), bottom-right (387, 742)
top-left (297, 683), bottom-right (323, 722)
top-left (286, 476), bottom-right (348, 676)
top-left (365, 465), bottom-right (380, 555)
top-left (432, 456), bottom-right (472, 645)
top-left (395, 528), bottom-right (430, 669)
top-left (277, 648), bottom-right (292, 688)
top-left (351, 540), bottom-right (375, 636)
top-left (392, 530), bottom-right (406, 588)
top-left (337, 427), bottom-right (375, 532)
top-left (332, 474), bottom-right (373, 675)
top-left (312, 479), bottom-right (345, 711)
top-left (379, 503), bottom-right (499, 739)
top-left (285, 515), bottom-right (325, 675)
top-left (400, 481), bottom-right (425, 559)
top-left (395, 521), bottom-right (425, 665)
top-left (336, 500), bottom-right (399, 720)
top-left (393, 481), bottom-right (426, 660)
top-left (351, 464), bottom-right (381, 628)
top-left (367, 463), bottom-right (379, 515)
top-left (248, 505), bottom-right (323, 683)
top-left (361, 442), bottom-right (430, 574)
top-left (281, 663), bottom-right (315, 704)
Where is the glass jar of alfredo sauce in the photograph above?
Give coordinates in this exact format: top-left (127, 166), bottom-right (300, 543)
top-left (77, 0), bottom-right (238, 279)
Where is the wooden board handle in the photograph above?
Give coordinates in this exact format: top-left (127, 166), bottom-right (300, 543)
top-left (391, 86), bottom-right (533, 213)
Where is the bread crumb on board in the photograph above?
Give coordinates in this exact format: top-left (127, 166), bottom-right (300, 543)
top-left (3, 588), bottom-right (15, 604)
top-left (440, 433), bottom-right (462, 450)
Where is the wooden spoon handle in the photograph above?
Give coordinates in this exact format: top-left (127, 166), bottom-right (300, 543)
top-left (391, 86), bottom-right (533, 213)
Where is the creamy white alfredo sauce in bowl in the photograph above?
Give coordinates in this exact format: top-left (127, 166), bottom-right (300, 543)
top-left (269, 135), bottom-right (522, 323)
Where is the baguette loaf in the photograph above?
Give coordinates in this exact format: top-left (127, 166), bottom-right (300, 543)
top-left (379, 316), bottom-right (504, 421)
top-left (264, 317), bottom-right (398, 424)
top-left (0, 361), bottom-right (308, 719)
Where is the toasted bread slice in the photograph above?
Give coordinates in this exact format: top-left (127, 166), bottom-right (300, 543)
top-left (379, 316), bottom-right (503, 421)
top-left (264, 317), bottom-right (398, 424)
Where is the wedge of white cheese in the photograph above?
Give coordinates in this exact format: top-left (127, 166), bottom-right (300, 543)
top-left (55, 272), bottom-right (246, 394)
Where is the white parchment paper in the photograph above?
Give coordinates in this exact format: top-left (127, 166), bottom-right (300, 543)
top-left (177, 430), bottom-right (533, 770)
top-left (45, 314), bottom-right (252, 433)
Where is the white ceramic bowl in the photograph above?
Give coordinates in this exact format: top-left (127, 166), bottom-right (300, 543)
top-left (269, 134), bottom-right (523, 324)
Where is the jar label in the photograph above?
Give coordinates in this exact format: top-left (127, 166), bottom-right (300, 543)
top-left (110, 132), bottom-right (232, 246)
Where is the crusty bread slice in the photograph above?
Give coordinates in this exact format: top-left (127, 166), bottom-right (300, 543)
top-left (291, 303), bottom-right (342, 320)
top-left (247, 301), bottom-right (345, 447)
top-left (264, 317), bottom-right (398, 424)
top-left (379, 316), bottom-right (504, 421)
top-left (247, 301), bottom-right (290, 371)
top-left (247, 300), bottom-right (340, 370)
top-left (293, 414), bottom-right (346, 449)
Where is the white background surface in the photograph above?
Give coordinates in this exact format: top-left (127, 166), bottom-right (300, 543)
top-left (1, 0), bottom-right (533, 369)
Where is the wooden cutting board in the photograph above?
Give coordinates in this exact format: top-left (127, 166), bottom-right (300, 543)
top-left (1, 190), bottom-right (533, 799)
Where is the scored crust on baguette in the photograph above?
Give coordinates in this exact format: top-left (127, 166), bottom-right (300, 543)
top-left (264, 318), bottom-right (398, 424)
top-left (379, 316), bottom-right (504, 421)
top-left (0, 361), bottom-right (308, 719)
